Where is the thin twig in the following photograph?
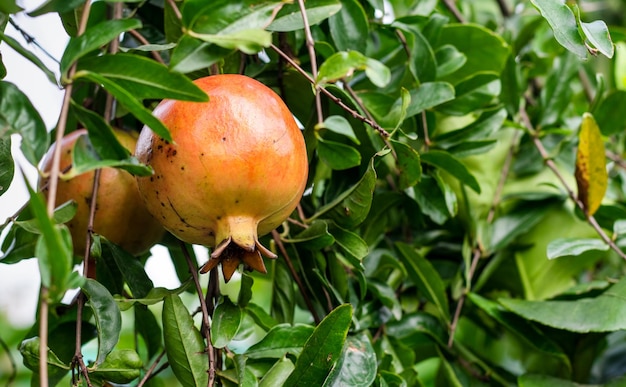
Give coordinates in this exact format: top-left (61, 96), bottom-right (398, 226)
top-left (7, 18), bottom-right (61, 64)
top-left (448, 248), bottom-right (481, 347)
top-left (421, 111), bottom-right (431, 150)
top-left (495, 0), bottom-right (511, 18)
top-left (296, 0), bottom-right (323, 125)
top-left (448, 129), bottom-right (521, 346)
top-left (127, 29), bottom-right (166, 64)
top-left (520, 103), bottom-right (626, 261)
top-left (442, 0), bottom-right (465, 23)
top-left (41, 2), bottom-right (92, 383)
top-left (180, 242), bottom-right (216, 387)
top-left (0, 335), bottom-right (17, 386)
top-left (270, 44), bottom-right (390, 138)
top-left (271, 230), bottom-right (321, 324)
top-left (137, 350), bottom-right (166, 387)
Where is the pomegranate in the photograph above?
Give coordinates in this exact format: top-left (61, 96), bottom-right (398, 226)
top-left (40, 129), bottom-right (164, 257)
top-left (135, 74), bottom-right (308, 281)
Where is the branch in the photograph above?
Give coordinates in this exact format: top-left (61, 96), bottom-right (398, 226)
top-left (296, 0), bottom-right (323, 125)
top-left (269, 44), bottom-right (390, 138)
top-left (271, 230), bottom-right (321, 324)
top-left (441, 0), bottom-right (465, 23)
top-left (519, 104), bottom-right (626, 261)
top-left (180, 242), bottom-right (217, 387)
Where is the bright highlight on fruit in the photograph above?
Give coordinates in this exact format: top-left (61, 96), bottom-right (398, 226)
top-left (135, 74), bottom-right (308, 281)
top-left (40, 129), bottom-right (165, 257)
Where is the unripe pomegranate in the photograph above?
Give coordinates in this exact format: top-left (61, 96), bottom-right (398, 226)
top-left (40, 129), bottom-right (165, 257)
top-left (135, 74), bottom-right (308, 281)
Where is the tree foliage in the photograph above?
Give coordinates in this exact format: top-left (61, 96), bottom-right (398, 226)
top-left (2, 0), bottom-right (626, 385)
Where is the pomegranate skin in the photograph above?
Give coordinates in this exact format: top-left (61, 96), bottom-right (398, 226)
top-left (40, 129), bottom-right (165, 257)
top-left (135, 74), bottom-right (308, 279)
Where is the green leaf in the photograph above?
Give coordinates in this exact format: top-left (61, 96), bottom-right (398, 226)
top-left (321, 115), bottom-right (360, 145)
top-left (328, 0), bottom-right (368, 52)
top-left (82, 278), bottom-right (122, 366)
top-left (268, 0), bottom-right (342, 32)
top-left (75, 54), bottom-right (208, 102)
top-left (317, 137), bottom-right (361, 170)
top-left (102, 239), bottom-right (154, 298)
top-left (313, 156), bottom-right (377, 228)
top-left (0, 32), bottom-right (58, 85)
top-left (69, 102), bottom-right (129, 161)
top-left (538, 54), bottom-right (579, 127)
top-left (323, 333), bottom-right (377, 387)
top-left (163, 294), bottom-right (209, 387)
top-left (575, 113), bottom-right (608, 216)
top-left (61, 18), bottom-right (142, 76)
top-left (90, 349), bottom-right (142, 384)
top-left (260, 358), bottom-right (296, 387)
top-left (413, 174), bottom-right (454, 225)
top-left (396, 242), bottom-right (450, 322)
top-left (211, 297), bottom-right (243, 348)
top-left (468, 293), bottom-right (571, 370)
top-left (529, 0), bottom-right (588, 59)
top-left (284, 220), bottom-right (335, 250)
top-left (317, 51), bottom-right (390, 88)
top-left (401, 82), bottom-right (455, 119)
top-left (284, 304), bottom-right (352, 387)
top-left (438, 72), bottom-right (501, 116)
top-left (0, 81), bottom-right (49, 166)
top-left (188, 29), bottom-right (272, 55)
top-left (393, 22), bottom-right (437, 83)
top-left (433, 107), bottom-right (507, 147)
top-left (0, 137), bottom-right (14, 198)
top-left (490, 198), bottom-right (561, 251)
top-left (435, 45), bottom-right (467, 79)
top-left (182, 0), bottom-right (282, 34)
top-left (386, 311), bottom-right (448, 347)
top-left (247, 324), bottom-right (315, 359)
top-left (546, 238), bottom-right (609, 259)
top-left (331, 224), bottom-right (368, 260)
top-left (27, 0), bottom-right (83, 16)
top-left (437, 24), bottom-right (510, 83)
top-left (74, 71), bottom-right (172, 141)
top-left (580, 19), bottom-right (614, 58)
top-left (499, 277), bottom-right (626, 332)
top-left (594, 90), bottom-right (626, 135)
top-left (19, 337), bottom-right (69, 383)
top-left (134, 305), bottom-right (163, 359)
top-left (70, 132), bottom-right (151, 177)
top-left (170, 35), bottom-right (232, 74)
top-left (0, 1), bottom-right (23, 13)
top-left (27, 183), bottom-right (74, 302)
top-left (391, 140), bottom-right (421, 190)
top-left (421, 150), bottom-right (481, 193)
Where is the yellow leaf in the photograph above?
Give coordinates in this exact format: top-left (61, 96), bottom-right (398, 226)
top-left (575, 113), bottom-right (608, 216)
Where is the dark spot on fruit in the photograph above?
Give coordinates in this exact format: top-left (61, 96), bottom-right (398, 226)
top-left (181, 166), bottom-right (185, 171)
top-left (216, 216), bottom-right (221, 220)
top-left (201, 152), bottom-right (205, 156)
top-left (173, 150), bottom-right (177, 156)
top-left (222, 137), bottom-right (226, 141)
top-left (179, 229), bottom-right (185, 232)
top-left (235, 199), bottom-right (239, 204)
top-left (150, 177), bottom-right (154, 182)
top-left (157, 144), bottom-right (163, 150)
top-left (160, 202), bottom-right (165, 207)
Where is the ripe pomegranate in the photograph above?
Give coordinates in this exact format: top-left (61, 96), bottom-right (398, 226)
top-left (135, 74), bottom-right (308, 281)
top-left (40, 129), bottom-right (164, 258)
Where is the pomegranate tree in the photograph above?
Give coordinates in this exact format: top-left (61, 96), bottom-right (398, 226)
top-left (40, 129), bottom-right (164, 257)
top-left (135, 74), bottom-right (308, 281)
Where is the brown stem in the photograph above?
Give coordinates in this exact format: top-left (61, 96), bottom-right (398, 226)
top-left (180, 241), bottom-right (216, 387)
top-left (271, 230), bottom-right (321, 324)
top-left (448, 248), bottom-right (481, 347)
top-left (296, 0), bottom-right (323, 125)
top-left (442, 0), bottom-right (465, 23)
top-left (520, 104), bottom-right (626, 261)
top-left (137, 350), bottom-right (166, 387)
top-left (487, 131), bottom-right (521, 224)
top-left (127, 29), bottom-right (166, 64)
top-left (41, 2), bottom-right (92, 384)
top-left (270, 44), bottom-right (390, 138)
top-left (495, 0), bottom-right (511, 17)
